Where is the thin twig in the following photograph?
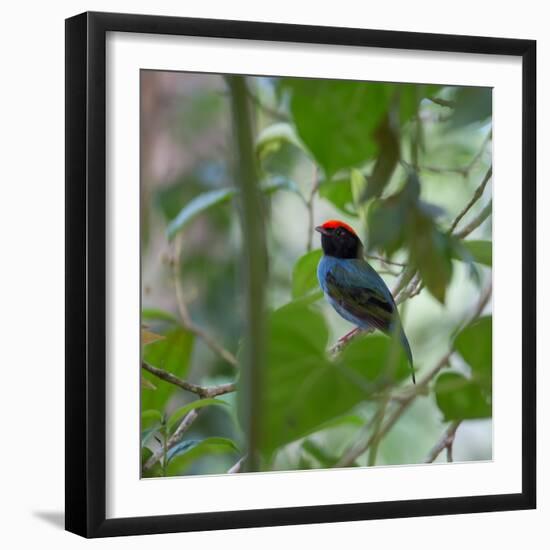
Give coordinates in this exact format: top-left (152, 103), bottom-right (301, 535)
top-left (335, 284), bottom-right (491, 468)
top-left (336, 350), bottom-right (453, 468)
top-left (142, 362), bottom-right (237, 398)
top-left (172, 234), bottom-right (238, 368)
top-left (144, 409), bottom-right (200, 472)
top-left (306, 166), bottom-right (319, 252)
top-left (428, 97), bottom-right (456, 108)
top-left (424, 421), bottom-right (462, 463)
top-left (455, 200), bottom-right (492, 239)
top-left (422, 131), bottom-right (491, 179)
top-left (367, 394), bottom-right (390, 466)
top-left (448, 167), bottom-right (492, 234)
top-left (366, 254), bottom-right (408, 268)
top-left (246, 85), bottom-right (289, 121)
top-left (227, 455), bottom-right (247, 474)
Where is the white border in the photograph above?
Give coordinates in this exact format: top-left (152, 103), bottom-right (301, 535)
top-left (106, 32), bottom-right (523, 519)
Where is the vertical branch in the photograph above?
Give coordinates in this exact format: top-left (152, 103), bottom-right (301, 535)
top-left (227, 76), bottom-right (267, 473)
top-left (424, 420), bottom-right (462, 463)
top-left (367, 395), bottom-right (389, 466)
top-left (306, 165), bottom-right (319, 252)
top-left (161, 420), bottom-right (168, 477)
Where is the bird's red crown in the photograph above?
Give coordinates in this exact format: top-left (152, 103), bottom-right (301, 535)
top-left (319, 219), bottom-right (357, 236)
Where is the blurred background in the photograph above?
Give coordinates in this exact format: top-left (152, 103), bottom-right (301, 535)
top-left (140, 70), bottom-right (492, 477)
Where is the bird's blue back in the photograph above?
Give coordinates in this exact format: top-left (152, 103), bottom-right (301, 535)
top-left (317, 255), bottom-right (395, 328)
top-left (317, 254), bottom-right (413, 371)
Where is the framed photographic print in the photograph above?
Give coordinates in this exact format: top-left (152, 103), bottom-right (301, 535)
top-left (65, 11), bottom-right (536, 538)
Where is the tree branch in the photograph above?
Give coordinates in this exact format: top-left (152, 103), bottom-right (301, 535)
top-left (421, 131), bottom-right (491, 179)
top-left (455, 199), bottom-right (492, 239)
top-left (424, 420), bottom-right (461, 463)
top-left (141, 362), bottom-right (237, 398)
top-left (172, 234), bottom-right (238, 368)
top-left (143, 409), bottom-right (200, 472)
top-left (428, 97), bottom-right (455, 108)
top-left (227, 75), bottom-right (267, 473)
top-left (448, 167), bottom-right (492, 234)
top-left (335, 283), bottom-right (491, 468)
top-left (246, 84), bottom-right (289, 121)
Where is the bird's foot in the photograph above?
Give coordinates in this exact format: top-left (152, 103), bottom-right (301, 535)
top-left (337, 327), bottom-right (361, 344)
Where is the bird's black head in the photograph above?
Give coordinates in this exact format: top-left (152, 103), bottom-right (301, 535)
top-left (315, 220), bottom-right (362, 259)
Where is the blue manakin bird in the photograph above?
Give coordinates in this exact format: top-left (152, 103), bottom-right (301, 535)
top-left (316, 219), bottom-right (415, 384)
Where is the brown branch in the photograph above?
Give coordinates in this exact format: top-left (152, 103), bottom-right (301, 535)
top-left (428, 97), bottom-right (455, 108)
top-left (448, 167), bottom-right (492, 234)
top-left (454, 200), bottom-right (492, 239)
top-left (422, 131), bottom-right (491, 179)
top-left (335, 350), bottom-right (453, 468)
top-left (172, 234), bottom-right (238, 368)
top-left (335, 283), bottom-right (491, 468)
top-left (142, 362), bottom-right (237, 398)
top-left (424, 421), bottom-right (461, 463)
top-left (144, 409), bottom-right (200, 472)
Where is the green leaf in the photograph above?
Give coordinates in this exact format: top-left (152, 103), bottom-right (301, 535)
top-left (435, 372), bottom-right (491, 421)
top-left (450, 87), bottom-right (492, 128)
top-left (350, 169), bottom-right (369, 227)
top-left (141, 446), bottom-right (153, 464)
top-left (167, 398), bottom-right (230, 433)
top-left (141, 329), bottom-right (165, 346)
top-left (291, 249), bottom-right (323, 299)
top-left (454, 316), bottom-right (492, 390)
top-left (141, 409), bottom-right (163, 428)
top-left (141, 308), bottom-right (178, 323)
top-left (256, 122), bottom-right (306, 160)
top-left (261, 175), bottom-right (306, 202)
top-left (141, 327), bottom-right (194, 412)
top-left (318, 178), bottom-right (356, 216)
top-left (283, 79), bottom-right (390, 176)
top-left (257, 301), bottom-right (410, 457)
top-left (337, 334), bottom-right (412, 384)
top-left (166, 437), bottom-right (239, 476)
top-left (301, 439), bottom-right (351, 468)
top-left (458, 240), bottom-right (492, 267)
top-left (367, 171), bottom-right (419, 255)
top-left (409, 210), bottom-right (453, 304)
top-left (167, 188), bottom-right (237, 240)
top-left (399, 84), bottom-right (443, 124)
top-left (362, 116), bottom-right (399, 201)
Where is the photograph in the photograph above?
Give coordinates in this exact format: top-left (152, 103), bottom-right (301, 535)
top-left (139, 71), bottom-right (493, 478)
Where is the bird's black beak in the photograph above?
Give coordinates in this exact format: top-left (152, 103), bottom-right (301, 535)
top-left (315, 225), bottom-right (329, 235)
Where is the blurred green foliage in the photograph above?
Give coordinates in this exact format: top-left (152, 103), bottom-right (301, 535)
top-left (140, 72), bottom-right (492, 476)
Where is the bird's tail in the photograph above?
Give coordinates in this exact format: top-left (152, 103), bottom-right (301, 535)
top-left (398, 327), bottom-right (415, 384)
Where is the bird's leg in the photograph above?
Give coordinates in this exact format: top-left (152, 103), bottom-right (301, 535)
top-left (337, 327), bottom-right (361, 344)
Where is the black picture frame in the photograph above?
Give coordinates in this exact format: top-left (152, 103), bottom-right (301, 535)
top-left (65, 11), bottom-right (536, 538)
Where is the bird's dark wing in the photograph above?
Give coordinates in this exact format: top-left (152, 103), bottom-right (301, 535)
top-left (324, 260), bottom-right (397, 333)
